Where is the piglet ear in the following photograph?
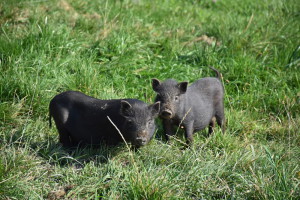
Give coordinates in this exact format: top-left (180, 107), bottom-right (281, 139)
top-left (120, 100), bottom-right (132, 116)
top-left (152, 78), bottom-right (161, 92)
top-left (178, 81), bottom-right (188, 94)
top-left (149, 101), bottom-right (160, 116)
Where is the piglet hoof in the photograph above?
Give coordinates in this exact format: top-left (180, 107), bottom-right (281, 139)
top-left (165, 134), bottom-right (175, 145)
top-left (186, 137), bottom-right (194, 145)
top-left (131, 146), bottom-right (140, 152)
top-left (180, 145), bottom-right (189, 151)
top-left (179, 140), bottom-right (193, 150)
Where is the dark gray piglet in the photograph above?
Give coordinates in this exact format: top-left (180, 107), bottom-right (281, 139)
top-left (49, 91), bottom-right (160, 148)
top-left (152, 67), bottom-right (225, 145)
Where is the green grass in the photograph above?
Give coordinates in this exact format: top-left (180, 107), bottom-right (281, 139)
top-left (1, 0), bottom-right (299, 199)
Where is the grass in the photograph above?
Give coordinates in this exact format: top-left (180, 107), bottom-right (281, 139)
top-left (0, 0), bottom-right (299, 199)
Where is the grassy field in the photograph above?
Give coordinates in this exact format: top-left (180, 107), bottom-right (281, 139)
top-left (0, 0), bottom-right (299, 199)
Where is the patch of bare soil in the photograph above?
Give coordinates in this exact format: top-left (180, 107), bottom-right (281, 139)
top-left (47, 185), bottom-right (75, 200)
top-left (184, 34), bottom-right (221, 46)
top-left (57, 0), bottom-right (79, 27)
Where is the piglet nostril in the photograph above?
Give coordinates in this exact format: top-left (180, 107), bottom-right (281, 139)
top-left (162, 110), bottom-right (172, 117)
top-left (136, 137), bottom-right (147, 145)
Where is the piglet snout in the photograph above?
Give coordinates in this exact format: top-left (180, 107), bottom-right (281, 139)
top-left (161, 109), bottom-right (172, 119)
top-left (136, 137), bottom-right (147, 146)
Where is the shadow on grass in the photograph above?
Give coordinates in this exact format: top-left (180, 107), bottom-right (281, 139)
top-left (1, 128), bottom-right (119, 167)
top-left (32, 140), bottom-right (130, 168)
